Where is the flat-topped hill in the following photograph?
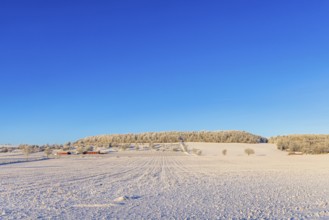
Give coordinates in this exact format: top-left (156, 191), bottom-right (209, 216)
top-left (74, 131), bottom-right (267, 147)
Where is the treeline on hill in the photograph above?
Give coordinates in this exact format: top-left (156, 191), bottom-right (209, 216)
top-left (73, 131), bottom-right (267, 147)
top-left (269, 135), bottom-right (329, 154)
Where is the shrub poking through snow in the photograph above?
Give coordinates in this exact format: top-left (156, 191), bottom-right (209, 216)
top-left (222, 149), bottom-right (227, 156)
top-left (77, 147), bottom-right (84, 154)
top-left (269, 134), bottom-right (329, 154)
top-left (119, 144), bottom-right (128, 151)
top-left (44, 147), bottom-right (52, 158)
top-left (245, 148), bottom-right (255, 156)
top-left (22, 146), bottom-right (31, 160)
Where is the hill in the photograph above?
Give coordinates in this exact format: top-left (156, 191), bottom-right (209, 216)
top-left (73, 131), bottom-right (267, 148)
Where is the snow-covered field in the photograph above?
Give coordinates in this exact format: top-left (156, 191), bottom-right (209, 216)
top-left (0, 152), bottom-right (47, 165)
top-left (1, 143), bottom-right (329, 219)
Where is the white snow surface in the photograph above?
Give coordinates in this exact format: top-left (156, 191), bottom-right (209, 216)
top-left (0, 151), bottom-right (47, 165)
top-left (1, 143), bottom-right (329, 219)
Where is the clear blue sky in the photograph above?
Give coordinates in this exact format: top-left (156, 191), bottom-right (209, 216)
top-left (1, 0), bottom-right (329, 145)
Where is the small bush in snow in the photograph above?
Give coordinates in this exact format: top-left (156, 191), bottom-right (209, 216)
top-left (245, 148), bottom-right (255, 156)
top-left (23, 146), bottom-right (31, 160)
top-left (77, 147), bottom-right (84, 154)
top-left (44, 147), bottom-right (52, 158)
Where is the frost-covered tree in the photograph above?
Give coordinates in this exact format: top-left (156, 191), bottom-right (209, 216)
top-left (73, 131), bottom-right (267, 147)
top-left (22, 145), bottom-right (31, 160)
top-left (44, 147), bottom-right (52, 158)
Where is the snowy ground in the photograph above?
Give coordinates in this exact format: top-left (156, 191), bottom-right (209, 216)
top-left (1, 143), bottom-right (329, 219)
top-left (0, 152), bottom-right (47, 165)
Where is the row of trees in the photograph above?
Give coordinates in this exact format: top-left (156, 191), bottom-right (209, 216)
top-left (269, 135), bottom-right (329, 154)
top-left (10, 133), bottom-right (329, 155)
top-left (73, 131), bottom-right (267, 148)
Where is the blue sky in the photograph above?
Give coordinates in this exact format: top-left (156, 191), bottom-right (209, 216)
top-left (1, 0), bottom-right (329, 145)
